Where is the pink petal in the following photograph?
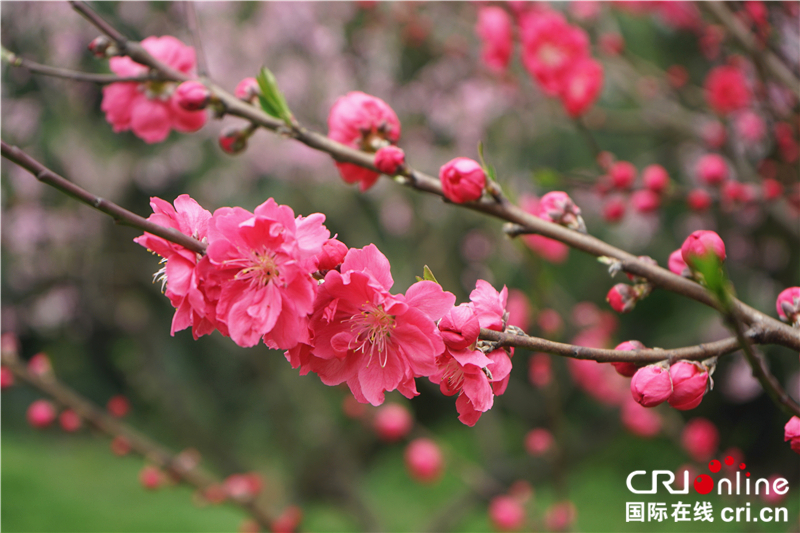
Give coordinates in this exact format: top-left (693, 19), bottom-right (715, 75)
top-left (130, 98), bottom-right (172, 143)
top-left (405, 281), bottom-right (456, 322)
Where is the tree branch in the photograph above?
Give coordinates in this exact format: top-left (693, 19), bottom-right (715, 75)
top-left (0, 345), bottom-right (274, 529)
top-left (1, 141), bottom-right (207, 255)
top-left (479, 328), bottom-right (746, 364)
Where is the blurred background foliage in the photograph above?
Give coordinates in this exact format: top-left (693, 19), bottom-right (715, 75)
top-left (1, 2), bottom-right (798, 532)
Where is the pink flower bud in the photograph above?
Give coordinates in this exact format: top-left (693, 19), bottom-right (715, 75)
top-left (602, 196), bottom-right (626, 222)
top-left (668, 361), bottom-right (708, 410)
top-left (27, 399), bottom-right (56, 428)
top-left (439, 158), bottom-right (486, 203)
top-left (544, 501), bottom-right (577, 532)
top-left (107, 395), bottom-right (130, 418)
top-left (701, 120), bottom-right (727, 149)
top-left (621, 397), bottom-right (662, 437)
top-left (219, 127), bottom-right (249, 155)
top-left (776, 287), bottom-right (800, 324)
top-left (538, 191), bottom-right (585, 231)
top-left (762, 178), bottom-right (783, 201)
top-left (316, 238), bottom-right (348, 271)
top-left (88, 35), bottom-right (113, 57)
top-left (404, 438), bottom-right (443, 484)
top-left (537, 309), bottom-right (563, 335)
top-left (224, 474), bottom-right (256, 500)
top-left (528, 353), bottom-right (552, 387)
top-left (59, 409), bottom-right (82, 432)
top-left (373, 403), bottom-right (413, 443)
top-left (0, 366), bottom-right (14, 389)
top-left (174, 81), bottom-right (211, 111)
top-left (374, 145), bottom-right (405, 175)
top-left (439, 304), bottom-right (480, 350)
top-left (609, 161), bottom-right (637, 189)
top-left (642, 165), bottom-right (669, 193)
top-left (488, 495), bottom-right (526, 532)
top-left (234, 77), bottom-right (259, 101)
top-left (704, 65), bottom-right (751, 115)
top-left (687, 188), bottom-right (713, 212)
top-left (599, 32), bottom-right (625, 55)
top-left (681, 418), bottom-right (719, 461)
top-left (611, 340), bottom-right (645, 377)
top-left (666, 65), bottom-right (688, 88)
top-left (476, 6), bottom-right (513, 73)
top-left (680, 230), bottom-right (726, 267)
top-left (696, 154), bottom-right (729, 186)
top-left (272, 506), bottom-right (303, 533)
top-left (139, 465), bottom-right (163, 490)
top-left (668, 249), bottom-right (692, 278)
top-left (631, 364), bottom-right (672, 407)
top-left (735, 110), bottom-right (766, 142)
top-left (784, 417), bottom-right (800, 454)
top-left (27, 352), bottom-right (52, 378)
top-left (506, 290), bottom-right (531, 331)
top-left (111, 435), bottom-right (131, 456)
top-left (524, 428), bottom-right (554, 456)
top-left (606, 284), bottom-right (638, 314)
top-left (559, 58), bottom-right (604, 118)
top-left (631, 189), bottom-right (660, 213)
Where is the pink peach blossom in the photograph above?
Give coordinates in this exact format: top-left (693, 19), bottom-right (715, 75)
top-left (704, 65), bottom-right (751, 115)
top-left (101, 36), bottom-right (206, 143)
top-left (682, 418), bottom-right (719, 461)
top-left (668, 361), bottom-right (708, 410)
top-left (680, 230), bottom-right (726, 267)
top-left (439, 158), bottom-right (486, 204)
top-left (476, 6), bottom-right (513, 73)
top-left (559, 57), bottom-right (604, 118)
top-left (631, 364), bottom-right (672, 407)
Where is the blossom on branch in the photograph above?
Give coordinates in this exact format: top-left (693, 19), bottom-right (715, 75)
top-left (101, 36), bottom-right (207, 143)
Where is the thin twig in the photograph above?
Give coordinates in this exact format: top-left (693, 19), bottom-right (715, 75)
top-left (183, 1), bottom-right (208, 77)
top-left (0, 347), bottom-right (275, 529)
top-left (479, 328), bottom-right (746, 363)
top-left (2, 48), bottom-right (164, 84)
top-left (1, 141), bottom-right (207, 255)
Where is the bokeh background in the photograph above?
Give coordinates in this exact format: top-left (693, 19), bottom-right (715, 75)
top-left (2, 2), bottom-right (799, 532)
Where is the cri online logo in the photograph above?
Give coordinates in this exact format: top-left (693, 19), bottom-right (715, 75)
top-left (627, 455), bottom-right (790, 497)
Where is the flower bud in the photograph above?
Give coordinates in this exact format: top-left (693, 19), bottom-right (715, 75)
top-left (439, 158), bottom-right (486, 203)
top-left (234, 77), bottom-right (260, 101)
top-left (107, 395), bottom-right (130, 418)
top-left (0, 366), bottom-right (14, 389)
top-left (27, 352), bottom-right (53, 379)
top-left (139, 465), bottom-right (164, 490)
top-left (88, 35), bottom-right (116, 58)
top-left (174, 81), bottom-right (211, 111)
top-left (488, 495), bottom-right (526, 532)
top-left (696, 154), bottom-right (729, 186)
top-left (438, 304), bottom-right (480, 350)
top-left (762, 178), bottom-right (783, 201)
top-left (611, 340), bottom-right (644, 377)
top-left (776, 287), bottom-right (800, 325)
top-left (27, 399), bottom-right (56, 428)
top-left (528, 353), bottom-right (552, 387)
top-left (642, 164), bottom-right (669, 194)
top-left (224, 474), bottom-right (256, 500)
top-left (785, 417), bottom-right (800, 454)
top-left (668, 361), bottom-right (708, 410)
top-left (373, 403), bottom-right (413, 443)
top-left (668, 249), bottom-right (692, 278)
top-left (272, 506), bottom-right (303, 533)
top-left (609, 161), bottom-right (637, 189)
top-left (110, 435), bottom-right (131, 456)
top-left (606, 283), bottom-right (638, 314)
top-left (544, 501), bottom-right (577, 532)
top-left (219, 127), bottom-right (249, 155)
top-left (631, 189), bottom-right (660, 213)
top-left (59, 409), bottom-right (82, 432)
top-left (621, 397), bottom-right (661, 437)
top-left (404, 438), bottom-right (443, 484)
top-left (524, 428), bottom-right (553, 456)
top-left (681, 418), bottom-right (719, 461)
top-left (680, 230), bottom-right (726, 267)
top-left (374, 145), bottom-right (405, 175)
top-left (631, 364), bottom-right (672, 407)
top-left (687, 188), bottom-right (713, 212)
top-left (316, 238), bottom-right (348, 272)
top-left (602, 196), bottom-right (626, 222)
top-left (538, 191), bottom-right (585, 232)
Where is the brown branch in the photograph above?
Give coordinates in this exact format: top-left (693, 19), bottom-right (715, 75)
top-left (2, 47), bottom-right (165, 84)
top-left (0, 346), bottom-right (274, 529)
top-left (479, 328), bottom-right (745, 364)
top-left (183, 1), bottom-right (208, 77)
top-left (700, 2), bottom-right (800, 100)
top-left (1, 141), bottom-right (207, 255)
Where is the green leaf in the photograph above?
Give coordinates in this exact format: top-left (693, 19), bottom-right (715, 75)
top-left (422, 265), bottom-right (439, 285)
top-left (533, 168), bottom-right (560, 187)
top-left (477, 141), bottom-right (497, 182)
top-left (256, 67), bottom-right (293, 125)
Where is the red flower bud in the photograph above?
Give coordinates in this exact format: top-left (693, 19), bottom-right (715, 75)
top-left (680, 230), bottom-right (726, 267)
top-left (489, 495), bottom-right (526, 532)
top-left (611, 340), bottom-right (645, 377)
top-left (219, 127), bottom-right (249, 155)
top-left (668, 249), bottom-right (691, 278)
top-left (602, 196), bottom-right (626, 222)
top-left (631, 189), bottom-right (660, 213)
top-left (107, 395), bottom-right (130, 418)
top-left (315, 238), bottom-right (348, 271)
top-left (609, 161), bottom-right (637, 189)
top-left (439, 304), bottom-right (480, 350)
top-left (538, 191), bottom-right (585, 231)
top-left (776, 287), bottom-right (800, 325)
top-left (642, 164), bottom-right (670, 193)
top-left (88, 35), bottom-right (114, 58)
top-left (668, 361), bottom-right (708, 410)
top-left (174, 81), bottom-right (211, 111)
top-left (524, 428), bottom-right (554, 456)
top-left (785, 417), bottom-right (800, 455)
top-left (631, 364), bottom-right (672, 407)
top-left (139, 465), bottom-right (163, 490)
top-left (59, 409), bottom-right (82, 432)
top-left (27, 399), bottom-right (56, 428)
top-left (686, 188), bottom-right (713, 212)
top-left (374, 145), bottom-right (405, 175)
top-left (404, 438), bottom-right (443, 484)
top-left (234, 77), bottom-right (259, 101)
top-left (439, 158), bottom-right (486, 203)
top-left (606, 283), bottom-right (638, 313)
top-left (696, 154), bottom-right (728, 186)
top-left (27, 352), bottom-right (52, 378)
top-left (373, 403), bottom-right (413, 443)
